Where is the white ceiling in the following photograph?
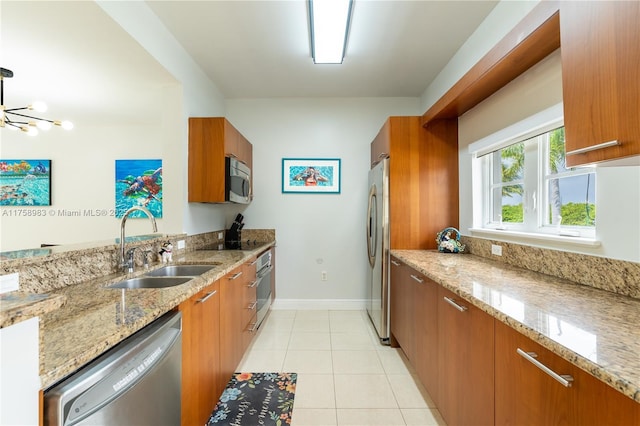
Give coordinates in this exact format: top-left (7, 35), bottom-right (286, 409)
top-left (1, 0), bottom-right (498, 126)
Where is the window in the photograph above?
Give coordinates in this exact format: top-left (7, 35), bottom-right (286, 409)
top-left (471, 105), bottom-right (596, 239)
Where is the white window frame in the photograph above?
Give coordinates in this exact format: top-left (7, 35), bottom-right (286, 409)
top-left (469, 103), bottom-right (599, 246)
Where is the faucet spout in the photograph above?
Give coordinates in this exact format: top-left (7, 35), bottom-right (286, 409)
top-left (120, 206), bottom-right (158, 272)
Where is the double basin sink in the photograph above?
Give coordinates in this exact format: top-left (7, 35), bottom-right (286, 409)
top-left (107, 264), bottom-right (219, 289)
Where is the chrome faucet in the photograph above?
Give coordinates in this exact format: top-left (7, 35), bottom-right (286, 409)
top-left (120, 206), bottom-right (158, 272)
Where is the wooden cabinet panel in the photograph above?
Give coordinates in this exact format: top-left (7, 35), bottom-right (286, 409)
top-left (437, 286), bottom-right (494, 426)
top-left (180, 280), bottom-right (221, 426)
top-left (219, 265), bottom-right (244, 381)
top-left (560, 1), bottom-right (640, 166)
top-left (414, 273), bottom-right (438, 405)
top-left (373, 117), bottom-right (458, 251)
top-left (370, 120), bottom-right (391, 167)
top-left (389, 257), bottom-right (415, 360)
top-left (495, 320), bottom-right (640, 425)
top-left (241, 257), bottom-right (258, 353)
top-left (188, 117), bottom-right (253, 202)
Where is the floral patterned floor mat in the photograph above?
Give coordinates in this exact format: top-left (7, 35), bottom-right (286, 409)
top-left (207, 372), bottom-right (297, 426)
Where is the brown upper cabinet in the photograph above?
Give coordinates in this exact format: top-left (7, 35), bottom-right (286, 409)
top-left (560, 1), bottom-right (640, 166)
top-left (188, 117), bottom-right (253, 203)
top-left (372, 117), bottom-right (459, 250)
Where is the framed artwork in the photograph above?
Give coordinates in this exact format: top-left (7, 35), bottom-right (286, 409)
top-left (0, 159), bottom-right (51, 206)
top-left (115, 159), bottom-right (163, 218)
top-left (282, 158), bottom-right (341, 194)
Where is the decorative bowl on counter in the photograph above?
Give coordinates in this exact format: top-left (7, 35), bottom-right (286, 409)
top-left (436, 227), bottom-right (465, 253)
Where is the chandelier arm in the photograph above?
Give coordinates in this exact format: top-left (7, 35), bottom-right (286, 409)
top-left (5, 106), bottom-right (33, 112)
top-left (5, 111), bottom-right (55, 124)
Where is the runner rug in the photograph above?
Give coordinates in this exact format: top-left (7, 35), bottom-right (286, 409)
top-left (207, 372), bottom-right (297, 426)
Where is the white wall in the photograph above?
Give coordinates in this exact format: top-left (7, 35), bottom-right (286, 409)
top-left (96, 1), bottom-right (238, 238)
top-left (226, 98), bottom-right (419, 305)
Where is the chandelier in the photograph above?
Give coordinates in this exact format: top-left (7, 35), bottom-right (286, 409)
top-left (1, 67), bottom-right (73, 136)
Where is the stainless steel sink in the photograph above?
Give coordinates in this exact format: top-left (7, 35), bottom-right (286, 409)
top-left (144, 264), bottom-right (218, 277)
top-left (107, 276), bottom-right (192, 289)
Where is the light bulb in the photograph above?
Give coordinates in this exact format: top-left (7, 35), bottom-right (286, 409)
top-left (37, 121), bottom-right (53, 130)
top-left (61, 120), bottom-right (73, 130)
top-left (30, 101), bottom-right (48, 112)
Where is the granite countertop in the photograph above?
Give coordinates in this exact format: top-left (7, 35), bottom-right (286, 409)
top-left (37, 243), bottom-right (273, 389)
top-left (391, 249), bottom-right (640, 404)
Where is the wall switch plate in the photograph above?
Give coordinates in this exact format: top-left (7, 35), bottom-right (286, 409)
top-left (321, 271), bottom-right (328, 281)
top-left (177, 240), bottom-right (185, 250)
top-left (218, 232), bottom-right (224, 240)
top-left (0, 273), bottom-right (19, 294)
top-left (491, 244), bottom-right (503, 256)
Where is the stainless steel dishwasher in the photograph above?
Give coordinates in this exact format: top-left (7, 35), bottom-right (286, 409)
top-left (44, 311), bottom-right (182, 426)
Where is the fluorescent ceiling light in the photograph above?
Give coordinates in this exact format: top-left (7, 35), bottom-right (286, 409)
top-left (309, 0), bottom-right (353, 64)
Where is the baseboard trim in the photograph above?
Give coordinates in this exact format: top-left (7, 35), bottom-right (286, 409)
top-left (270, 299), bottom-right (367, 311)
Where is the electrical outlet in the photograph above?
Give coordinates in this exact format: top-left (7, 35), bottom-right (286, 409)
top-left (0, 273), bottom-right (19, 294)
top-left (177, 240), bottom-right (185, 249)
top-left (491, 244), bottom-right (503, 256)
top-left (218, 232), bottom-right (224, 240)
top-left (321, 271), bottom-right (328, 281)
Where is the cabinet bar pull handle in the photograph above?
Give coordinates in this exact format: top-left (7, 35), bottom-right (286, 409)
top-left (248, 301), bottom-right (257, 310)
top-left (443, 296), bottom-right (467, 312)
top-left (247, 280), bottom-right (259, 288)
top-left (410, 274), bottom-right (424, 283)
top-left (197, 290), bottom-right (217, 303)
top-left (517, 348), bottom-right (574, 387)
top-left (249, 322), bottom-right (259, 332)
top-left (250, 259), bottom-right (259, 266)
top-left (566, 140), bottom-right (619, 156)
top-left (229, 271), bottom-right (243, 280)
top-left (391, 260), bottom-right (401, 266)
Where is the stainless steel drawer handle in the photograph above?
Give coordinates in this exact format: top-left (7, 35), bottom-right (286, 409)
top-left (443, 296), bottom-right (467, 312)
top-left (247, 280), bottom-right (259, 288)
top-left (248, 301), bottom-right (257, 310)
top-left (197, 290), bottom-right (217, 304)
top-left (566, 140), bottom-right (619, 156)
top-left (517, 348), bottom-right (574, 387)
top-left (229, 271), bottom-right (243, 280)
top-left (248, 322), bottom-right (259, 333)
top-left (391, 260), bottom-right (401, 266)
top-left (410, 274), bottom-right (424, 283)
top-left (250, 259), bottom-right (259, 266)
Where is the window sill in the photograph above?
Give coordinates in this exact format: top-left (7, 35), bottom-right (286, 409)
top-left (469, 228), bottom-right (601, 247)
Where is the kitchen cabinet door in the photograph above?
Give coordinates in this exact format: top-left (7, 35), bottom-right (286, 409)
top-left (219, 265), bottom-right (244, 381)
top-left (180, 280), bottom-right (222, 426)
top-left (495, 320), bottom-right (640, 425)
top-left (389, 257), bottom-right (415, 362)
top-left (188, 117), bottom-right (253, 202)
top-left (413, 272), bottom-right (439, 404)
top-left (560, 1), bottom-right (640, 166)
top-left (437, 286), bottom-right (494, 426)
top-left (370, 119), bottom-right (391, 167)
top-left (241, 256), bottom-right (258, 352)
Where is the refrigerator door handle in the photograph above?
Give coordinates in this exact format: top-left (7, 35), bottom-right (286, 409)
top-left (367, 184), bottom-right (377, 267)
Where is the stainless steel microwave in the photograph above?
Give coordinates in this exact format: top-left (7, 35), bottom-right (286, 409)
top-left (225, 157), bottom-right (251, 204)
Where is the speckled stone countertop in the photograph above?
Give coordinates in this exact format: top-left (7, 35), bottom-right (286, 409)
top-left (0, 291), bottom-right (66, 328)
top-left (392, 250), bottom-right (640, 404)
top-left (39, 243), bottom-right (273, 389)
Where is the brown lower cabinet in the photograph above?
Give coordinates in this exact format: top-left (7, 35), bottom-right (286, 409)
top-left (179, 280), bottom-right (222, 426)
top-left (437, 286), bottom-right (495, 426)
top-left (219, 264), bottom-right (246, 381)
top-left (495, 320), bottom-right (640, 426)
top-left (391, 258), bottom-right (640, 426)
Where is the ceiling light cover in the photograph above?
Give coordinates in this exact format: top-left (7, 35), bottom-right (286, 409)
top-left (309, 0), bottom-right (354, 64)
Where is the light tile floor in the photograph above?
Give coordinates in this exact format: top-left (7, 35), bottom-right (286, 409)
top-left (236, 309), bottom-right (447, 426)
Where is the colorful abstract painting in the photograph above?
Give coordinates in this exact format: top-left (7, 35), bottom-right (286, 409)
top-left (282, 158), bottom-right (341, 193)
top-left (115, 159), bottom-right (163, 218)
top-left (0, 159), bottom-right (51, 206)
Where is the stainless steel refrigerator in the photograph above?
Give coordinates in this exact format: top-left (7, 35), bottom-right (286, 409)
top-left (366, 157), bottom-right (390, 343)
